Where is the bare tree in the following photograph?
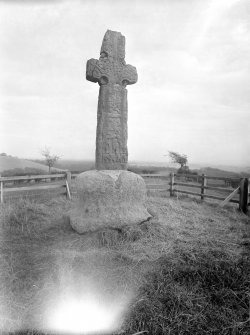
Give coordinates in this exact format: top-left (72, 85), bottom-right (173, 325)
top-left (168, 151), bottom-right (188, 172)
top-left (41, 147), bottom-right (60, 173)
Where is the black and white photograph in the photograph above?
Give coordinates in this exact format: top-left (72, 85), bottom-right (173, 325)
top-left (0, 0), bottom-right (249, 334)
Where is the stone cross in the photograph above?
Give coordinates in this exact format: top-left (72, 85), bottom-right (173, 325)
top-left (86, 30), bottom-right (137, 170)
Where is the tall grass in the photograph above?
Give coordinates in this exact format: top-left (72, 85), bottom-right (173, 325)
top-left (123, 251), bottom-right (249, 334)
top-left (0, 196), bottom-right (249, 334)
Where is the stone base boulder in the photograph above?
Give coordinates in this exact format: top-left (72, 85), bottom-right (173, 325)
top-left (69, 170), bottom-right (151, 234)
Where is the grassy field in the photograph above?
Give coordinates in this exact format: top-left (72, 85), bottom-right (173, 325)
top-left (0, 194), bottom-right (249, 334)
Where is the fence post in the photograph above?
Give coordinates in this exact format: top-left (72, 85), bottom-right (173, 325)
top-left (65, 171), bottom-right (72, 199)
top-left (170, 173), bottom-right (175, 197)
top-left (201, 174), bottom-right (207, 201)
top-left (239, 178), bottom-right (248, 214)
top-left (66, 171), bottom-right (71, 188)
top-left (0, 175), bottom-right (3, 204)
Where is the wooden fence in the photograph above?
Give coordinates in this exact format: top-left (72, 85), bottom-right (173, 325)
top-left (142, 173), bottom-right (250, 214)
top-left (0, 172), bottom-right (72, 203)
top-left (0, 171), bottom-right (249, 213)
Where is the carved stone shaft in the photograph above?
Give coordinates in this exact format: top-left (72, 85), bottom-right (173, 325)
top-left (96, 84), bottom-right (128, 169)
top-left (86, 30), bottom-right (137, 170)
top-left (68, 30), bottom-right (151, 234)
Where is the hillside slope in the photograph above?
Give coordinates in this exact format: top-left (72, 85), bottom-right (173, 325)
top-left (199, 167), bottom-right (242, 178)
top-left (0, 156), bottom-right (63, 174)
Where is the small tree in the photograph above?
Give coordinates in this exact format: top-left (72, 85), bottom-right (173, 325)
top-left (168, 151), bottom-right (189, 173)
top-left (41, 147), bottom-right (60, 173)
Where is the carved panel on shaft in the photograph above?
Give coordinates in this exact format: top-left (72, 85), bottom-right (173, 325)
top-left (86, 30), bottom-right (137, 170)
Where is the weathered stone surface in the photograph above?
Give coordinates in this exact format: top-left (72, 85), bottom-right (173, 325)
top-left (69, 170), bottom-right (151, 233)
top-left (69, 30), bottom-right (151, 234)
top-left (86, 30), bottom-right (137, 170)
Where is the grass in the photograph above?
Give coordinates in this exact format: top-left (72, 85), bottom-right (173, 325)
top-left (124, 251), bottom-right (249, 334)
top-left (0, 195), bottom-right (249, 334)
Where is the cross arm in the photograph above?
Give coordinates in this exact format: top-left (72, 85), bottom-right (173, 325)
top-left (86, 58), bottom-right (101, 83)
top-left (121, 64), bottom-right (138, 86)
top-left (86, 58), bottom-right (111, 85)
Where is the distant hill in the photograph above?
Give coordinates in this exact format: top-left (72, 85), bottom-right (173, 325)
top-left (198, 167), bottom-right (243, 179)
top-left (33, 159), bottom-right (95, 173)
top-left (190, 163), bottom-right (250, 175)
top-left (129, 161), bottom-right (250, 177)
top-left (128, 164), bottom-right (176, 175)
top-left (54, 159), bottom-right (94, 173)
top-left (0, 155), bottom-right (63, 176)
top-left (4, 156), bottom-right (247, 179)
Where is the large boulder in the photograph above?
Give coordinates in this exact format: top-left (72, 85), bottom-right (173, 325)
top-left (69, 170), bottom-right (151, 233)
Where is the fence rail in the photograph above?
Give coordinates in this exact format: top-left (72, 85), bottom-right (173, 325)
top-left (141, 173), bottom-right (249, 214)
top-left (0, 171), bottom-right (249, 213)
top-left (0, 173), bottom-right (65, 182)
top-left (0, 172), bottom-right (72, 202)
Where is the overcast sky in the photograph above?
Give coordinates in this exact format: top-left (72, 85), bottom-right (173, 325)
top-left (0, 0), bottom-right (249, 166)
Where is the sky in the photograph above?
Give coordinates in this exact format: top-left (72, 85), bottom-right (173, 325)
top-left (0, 0), bottom-right (249, 167)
